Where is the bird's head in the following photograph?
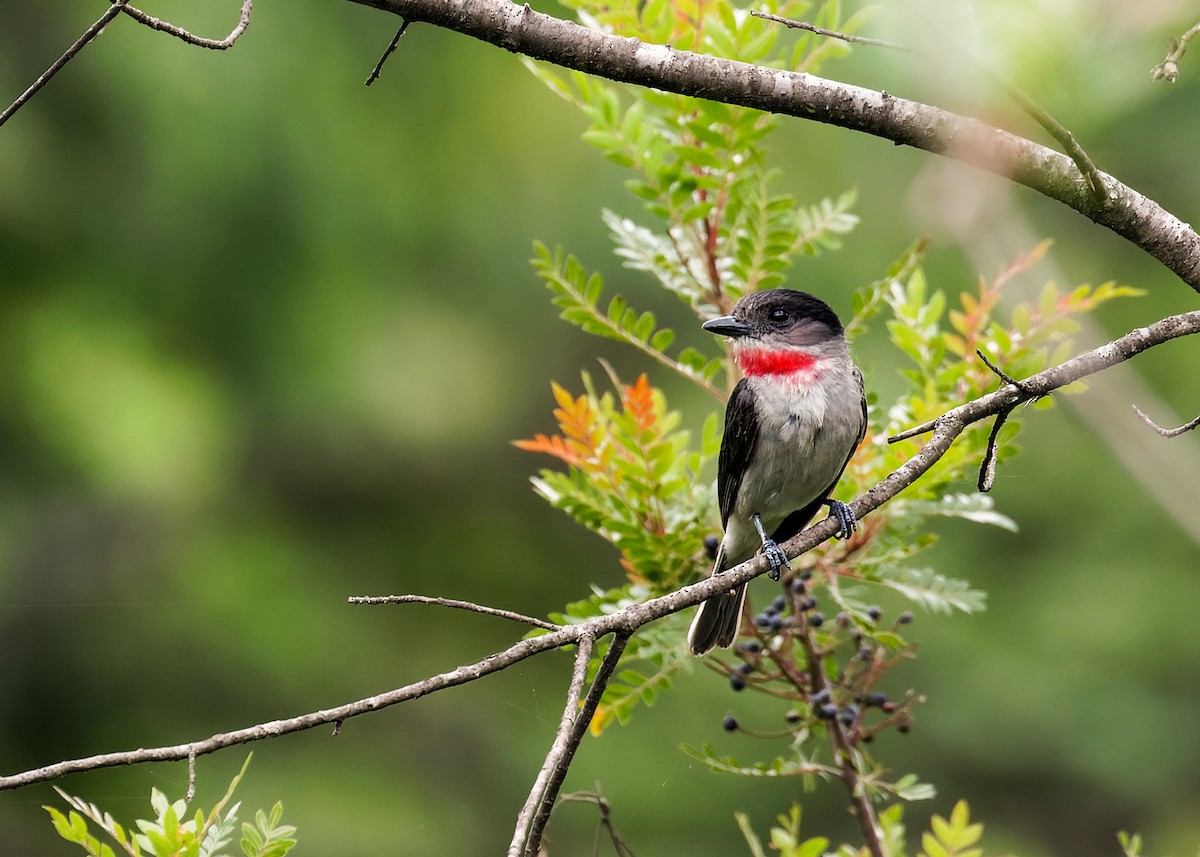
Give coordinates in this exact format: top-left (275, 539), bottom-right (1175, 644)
top-left (703, 289), bottom-right (847, 378)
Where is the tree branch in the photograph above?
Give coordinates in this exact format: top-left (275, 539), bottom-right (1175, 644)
top-left (0, 1), bottom-right (252, 129)
top-left (4, 308), bottom-right (1198, 801)
top-left (511, 632), bottom-right (631, 857)
top-left (347, 593), bottom-right (561, 631)
top-left (1152, 20), bottom-right (1200, 82)
top-left (348, 0), bottom-right (1200, 292)
top-left (116, 0), bottom-right (253, 50)
top-left (1131, 404), bottom-right (1200, 438)
top-left (0, 0), bottom-right (132, 129)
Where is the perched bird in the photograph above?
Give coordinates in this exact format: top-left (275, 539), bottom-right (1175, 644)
top-left (687, 289), bottom-right (867, 655)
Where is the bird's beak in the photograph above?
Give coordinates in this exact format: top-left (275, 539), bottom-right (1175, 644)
top-left (702, 315), bottom-right (754, 338)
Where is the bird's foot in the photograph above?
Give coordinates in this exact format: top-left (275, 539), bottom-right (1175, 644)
top-left (824, 499), bottom-right (857, 540)
top-left (753, 513), bottom-right (791, 581)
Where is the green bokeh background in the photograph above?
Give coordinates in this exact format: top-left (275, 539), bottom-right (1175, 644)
top-left (2, 2), bottom-right (1199, 854)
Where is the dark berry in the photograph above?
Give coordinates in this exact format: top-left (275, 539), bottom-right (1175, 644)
top-left (739, 640), bottom-right (762, 654)
top-left (755, 613), bottom-right (771, 627)
top-left (866, 692), bottom-right (888, 707)
top-left (767, 614), bottom-right (784, 632)
top-left (839, 706), bottom-right (858, 726)
top-left (800, 569), bottom-right (813, 581)
top-left (790, 578), bottom-right (807, 594)
top-left (703, 535), bottom-right (721, 560)
top-left (729, 673), bottom-right (747, 692)
top-left (785, 710), bottom-right (802, 724)
top-left (857, 645), bottom-right (873, 660)
top-left (867, 606), bottom-right (882, 621)
top-left (736, 661), bottom-right (754, 675)
top-left (771, 594), bottom-right (787, 613)
top-left (811, 688), bottom-right (831, 705)
top-left (808, 612), bottom-right (825, 627)
top-left (817, 703), bottom-right (839, 720)
top-left (722, 715), bottom-right (739, 732)
top-left (800, 597), bottom-right (818, 611)
top-left (897, 721), bottom-right (911, 734)
top-left (898, 611), bottom-right (914, 625)
top-left (835, 612), bottom-right (851, 628)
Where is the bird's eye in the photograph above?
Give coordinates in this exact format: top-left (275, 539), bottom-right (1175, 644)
top-left (768, 308), bottom-right (790, 323)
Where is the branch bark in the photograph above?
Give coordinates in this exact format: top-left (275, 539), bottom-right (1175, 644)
top-left (348, 0), bottom-right (1200, 292)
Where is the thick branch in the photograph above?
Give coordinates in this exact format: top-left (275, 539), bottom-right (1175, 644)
top-left (348, 0), bottom-right (1200, 292)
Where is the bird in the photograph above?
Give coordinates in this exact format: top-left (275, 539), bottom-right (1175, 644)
top-left (687, 288), bottom-right (867, 655)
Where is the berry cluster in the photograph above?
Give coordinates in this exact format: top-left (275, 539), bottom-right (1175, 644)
top-left (714, 571), bottom-right (921, 747)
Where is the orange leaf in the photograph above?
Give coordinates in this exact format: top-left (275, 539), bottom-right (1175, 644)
top-left (512, 433), bottom-right (581, 466)
top-left (622, 373), bottom-right (658, 435)
top-left (589, 704), bottom-right (615, 736)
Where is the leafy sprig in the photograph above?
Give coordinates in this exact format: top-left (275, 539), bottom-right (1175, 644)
top-left (44, 755), bottom-right (296, 857)
top-left (516, 0), bottom-right (1144, 845)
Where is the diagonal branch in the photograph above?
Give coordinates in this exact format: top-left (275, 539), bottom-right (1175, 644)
top-left (4, 308), bottom-right (1199, 797)
top-left (0, 0), bottom-right (131, 129)
top-left (348, 0), bottom-right (1200, 292)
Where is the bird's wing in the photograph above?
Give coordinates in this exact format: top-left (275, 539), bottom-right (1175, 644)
top-left (718, 379), bottom-right (759, 528)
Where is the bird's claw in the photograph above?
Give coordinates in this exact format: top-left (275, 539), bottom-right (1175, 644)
top-left (761, 538), bottom-right (789, 581)
top-left (752, 513), bottom-right (791, 581)
top-left (825, 499), bottom-right (857, 540)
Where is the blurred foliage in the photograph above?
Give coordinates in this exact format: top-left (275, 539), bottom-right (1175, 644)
top-left (1, 1), bottom-right (1199, 856)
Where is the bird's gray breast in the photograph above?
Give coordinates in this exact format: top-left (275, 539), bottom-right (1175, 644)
top-left (733, 370), bottom-right (861, 535)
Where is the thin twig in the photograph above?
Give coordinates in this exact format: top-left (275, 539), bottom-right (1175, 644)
top-left (1152, 21), bottom-right (1200, 82)
top-left (1131, 404), bottom-right (1200, 438)
top-left (977, 407), bottom-right (1011, 493)
top-left (748, 11), bottom-right (911, 51)
top-left (796, 615), bottom-right (884, 856)
top-left (975, 348), bottom-right (1028, 391)
top-left (366, 20), bottom-right (410, 85)
top-left (348, 594), bottom-right (561, 631)
top-left (971, 348), bottom-right (1031, 492)
top-left (990, 78), bottom-right (1108, 205)
top-left (749, 8), bottom-right (1107, 205)
top-left (514, 632), bottom-right (631, 857)
top-left (0, 0), bottom-right (131, 128)
top-left (559, 789), bottom-right (638, 857)
top-left (186, 746), bottom-right (197, 802)
top-left (0, 0), bottom-right (252, 128)
top-left (117, 0), bottom-right (253, 50)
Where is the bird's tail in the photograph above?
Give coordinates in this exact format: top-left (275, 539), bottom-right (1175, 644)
top-left (686, 549), bottom-right (747, 655)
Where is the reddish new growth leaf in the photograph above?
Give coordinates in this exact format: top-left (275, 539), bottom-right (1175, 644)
top-left (513, 381), bottom-right (607, 471)
top-left (621, 373), bottom-right (658, 436)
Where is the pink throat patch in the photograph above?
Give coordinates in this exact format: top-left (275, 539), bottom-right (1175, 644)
top-left (736, 347), bottom-right (818, 377)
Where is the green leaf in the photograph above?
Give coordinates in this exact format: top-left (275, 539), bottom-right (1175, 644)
top-left (903, 493), bottom-right (1018, 532)
top-left (735, 813), bottom-right (768, 857)
top-left (881, 567), bottom-right (987, 614)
